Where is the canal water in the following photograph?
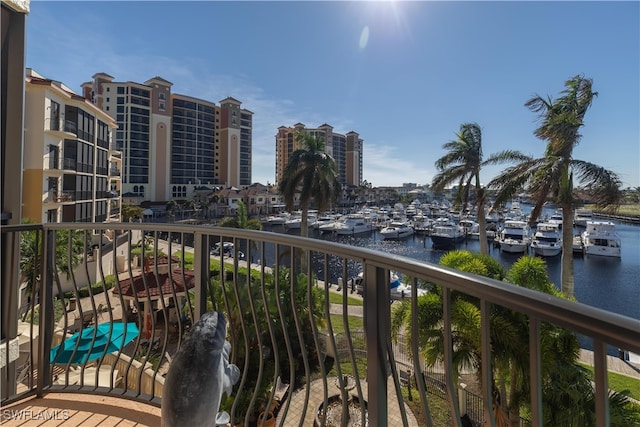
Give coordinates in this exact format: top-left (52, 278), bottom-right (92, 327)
top-left (262, 218), bottom-right (639, 323)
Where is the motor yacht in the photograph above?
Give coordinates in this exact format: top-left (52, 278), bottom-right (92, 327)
top-left (531, 222), bottom-right (562, 257)
top-left (497, 220), bottom-right (531, 253)
top-left (581, 221), bottom-right (621, 257)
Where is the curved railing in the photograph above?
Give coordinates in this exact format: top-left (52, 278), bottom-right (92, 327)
top-left (2, 222), bottom-right (639, 426)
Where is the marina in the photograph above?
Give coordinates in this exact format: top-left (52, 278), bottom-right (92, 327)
top-left (259, 206), bottom-right (639, 323)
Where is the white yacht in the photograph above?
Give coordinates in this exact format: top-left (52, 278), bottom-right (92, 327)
top-left (380, 220), bottom-right (414, 239)
top-left (430, 223), bottom-right (466, 248)
top-left (497, 220), bottom-right (531, 253)
top-left (574, 208), bottom-right (594, 228)
top-left (531, 222), bottom-right (562, 257)
top-left (333, 214), bottom-right (374, 235)
top-left (581, 221), bottom-right (621, 258)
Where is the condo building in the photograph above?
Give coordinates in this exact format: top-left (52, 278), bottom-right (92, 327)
top-left (22, 69), bottom-right (121, 224)
top-left (82, 73), bottom-right (253, 203)
top-left (275, 123), bottom-right (363, 186)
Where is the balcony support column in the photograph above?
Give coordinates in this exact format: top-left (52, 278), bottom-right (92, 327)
top-left (593, 339), bottom-right (610, 427)
top-left (529, 318), bottom-right (542, 426)
top-left (364, 264), bottom-right (389, 425)
top-left (37, 228), bottom-right (55, 396)
top-left (193, 232), bottom-right (208, 321)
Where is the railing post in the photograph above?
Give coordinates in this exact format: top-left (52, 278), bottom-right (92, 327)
top-left (593, 339), bottom-right (610, 427)
top-left (37, 228), bottom-right (55, 396)
top-left (365, 264), bottom-right (389, 425)
top-left (1, 229), bottom-right (21, 400)
top-left (193, 231), bottom-right (208, 321)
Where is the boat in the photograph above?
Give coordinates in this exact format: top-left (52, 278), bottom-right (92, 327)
top-left (531, 222), bottom-right (562, 257)
top-left (459, 218), bottom-right (480, 239)
top-left (333, 214), bottom-right (374, 235)
top-left (430, 223), bottom-right (466, 249)
top-left (346, 271), bottom-right (427, 300)
top-left (380, 220), bottom-right (414, 239)
top-left (210, 242), bottom-right (244, 259)
top-left (265, 214), bottom-right (288, 225)
top-left (311, 213), bottom-right (339, 229)
top-left (547, 210), bottom-right (563, 229)
top-left (497, 220), bottom-right (531, 253)
top-left (574, 208), bottom-right (594, 228)
top-left (572, 234), bottom-right (584, 255)
top-left (284, 213), bottom-right (316, 230)
top-left (411, 215), bottom-right (433, 234)
top-left (581, 221), bottom-right (621, 258)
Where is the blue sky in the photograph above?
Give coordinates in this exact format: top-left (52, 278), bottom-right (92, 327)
top-left (26, 1), bottom-right (639, 188)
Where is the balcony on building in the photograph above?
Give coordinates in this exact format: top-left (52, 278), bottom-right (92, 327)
top-left (1, 223), bottom-right (638, 427)
top-left (55, 190), bottom-right (75, 203)
top-left (44, 118), bottom-right (76, 138)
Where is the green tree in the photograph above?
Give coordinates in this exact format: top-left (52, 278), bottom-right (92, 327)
top-left (218, 200), bottom-right (262, 230)
top-left (391, 251), bottom-right (639, 426)
top-left (121, 203), bottom-right (143, 222)
top-left (20, 221), bottom-right (85, 319)
top-left (432, 123), bottom-right (489, 254)
top-left (488, 75), bottom-right (622, 296)
top-left (166, 199), bottom-right (179, 222)
top-left (432, 123), bottom-right (523, 255)
top-left (278, 131), bottom-right (340, 238)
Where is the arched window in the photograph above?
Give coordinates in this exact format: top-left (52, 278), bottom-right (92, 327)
top-left (133, 185), bottom-right (138, 193)
top-left (139, 186), bottom-right (145, 196)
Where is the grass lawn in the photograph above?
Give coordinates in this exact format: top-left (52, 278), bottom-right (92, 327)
top-left (327, 292), bottom-right (363, 306)
top-left (579, 363), bottom-right (640, 401)
top-left (326, 314), bottom-right (364, 331)
top-left (587, 203), bottom-right (640, 216)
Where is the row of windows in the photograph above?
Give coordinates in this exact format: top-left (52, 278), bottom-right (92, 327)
top-left (173, 122), bottom-right (216, 132)
top-left (131, 87), bottom-right (150, 98)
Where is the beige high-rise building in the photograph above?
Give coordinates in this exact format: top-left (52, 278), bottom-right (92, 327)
top-left (275, 123), bottom-right (363, 186)
top-left (22, 69), bottom-right (120, 224)
top-left (83, 74), bottom-right (253, 203)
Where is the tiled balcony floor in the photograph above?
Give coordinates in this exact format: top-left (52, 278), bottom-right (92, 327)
top-left (0, 393), bottom-right (160, 426)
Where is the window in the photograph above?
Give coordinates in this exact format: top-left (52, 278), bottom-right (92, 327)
top-left (159, 93), bottom-right (166, 100)
top-left (159, 101), bottom-right (165, 111)
top-left (117, 87), bottom-right (124, 94)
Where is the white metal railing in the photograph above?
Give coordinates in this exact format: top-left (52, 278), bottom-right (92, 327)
top-left (1, 222), bottom-right (638, 426)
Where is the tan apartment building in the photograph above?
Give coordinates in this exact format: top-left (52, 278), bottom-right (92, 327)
top-left (82, 74), bottom-right (253, 204)
top-left (275, 123), bottom-right (363, 187)
top-left (22, 69), bottom-right (121, 224)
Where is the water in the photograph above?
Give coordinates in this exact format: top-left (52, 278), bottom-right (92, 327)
top-left (263, 218), bottom-right (640, 322)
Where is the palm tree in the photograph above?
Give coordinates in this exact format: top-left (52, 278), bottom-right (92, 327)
top-left (432, 123), bottom-right (491, 254)
top-left (166, 199), bottom-right (178, 222)
top-left (391, 251), bottom-right (639, 426)
top-left (218, 200), bottom-right (262, 231)
top-left (278, 131), bottom-right (340, 238)
top-left (488, 75), bottom-right (622, 296)
top-left (20, 222), bottom-right (85, 319)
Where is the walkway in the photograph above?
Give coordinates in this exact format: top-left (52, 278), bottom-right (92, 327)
top-left (278, 375), bottom-right (420, 426)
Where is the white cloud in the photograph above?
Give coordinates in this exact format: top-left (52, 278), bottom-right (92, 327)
top-left (363, 144), bottom-right (434, 187)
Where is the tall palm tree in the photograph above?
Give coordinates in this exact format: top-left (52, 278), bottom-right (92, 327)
top-left (278, 131), bottom-right (340, 238)
top-left (20, 222), bottom-right (85, 319)
top-left (432, 123), bottom-right (490, 254)
top-left (488, 75), bottom-right (622, 296)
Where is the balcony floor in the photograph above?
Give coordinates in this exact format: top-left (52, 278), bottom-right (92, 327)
top-left (1, 393), bottom-right (160, 426)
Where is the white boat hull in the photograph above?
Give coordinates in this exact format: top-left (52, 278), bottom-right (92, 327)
top-left (499, 239), bottom-right (529, 253)
top-left (531, 243), bottom-right (561, 257)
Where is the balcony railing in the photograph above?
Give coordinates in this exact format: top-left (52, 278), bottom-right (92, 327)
top-left (1, 223), bottom-right (638, 427)
top-left (56, 191), bottom-right (74, 202)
